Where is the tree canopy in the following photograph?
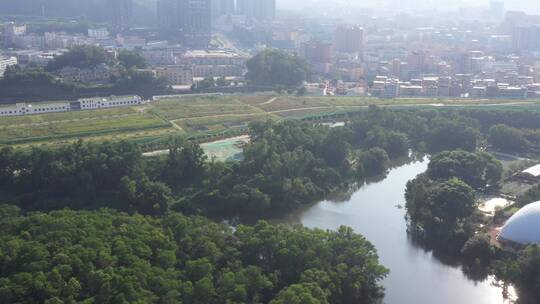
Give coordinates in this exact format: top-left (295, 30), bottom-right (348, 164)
top-left (46, 45), bottom-right (113, 71)
top-left (246, 49), bottom-right (311, 87)
top-left (0, 207), bottom-right (388, 304)
top-left (117, 50), bottom-right (148, 69)
top-left (488, 124), bottom-right (528, 153)
top-left (427, 150), bottom-right (502, 189)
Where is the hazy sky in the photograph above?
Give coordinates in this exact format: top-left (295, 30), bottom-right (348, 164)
top-left (277, 0), bottom-right (539, 13)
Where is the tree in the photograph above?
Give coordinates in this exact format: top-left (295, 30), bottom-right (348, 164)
top-left (461, 234), bottom-right (492, 262)
top-left (246, 49), bottom-right (310, 87)
top-left (365, 128), bottom-right (409, 158)
top-left (46, 45), bottom-right (112, 71)
top-left (216, 76), bottom-right (229, 87)
top-left (427, 150), bottom-right (502, 189)
top-left (0, 208), bottom-right (388, 304)
top-left (428, 119), bottom-right (478, 152)
top-left (197, 77), bottom-right (216, 89)
top-left (270, 283), bottom-right (329, 304)
top-left (117, 50), bottom-right (147, 69)
top-left (488, 124), bottom-right (528, 152)
top-left (405, 175), bottom-right (477, 249)
top-left (361, 148), bottom-right (390, 177)
top-left (517, 184), bottom-right (540, 207)
top-left (427, 178), bottom-right (476, 225)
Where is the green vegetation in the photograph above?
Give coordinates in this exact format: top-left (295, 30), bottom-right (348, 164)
top-left (4, 103), bottom-right (540, 302)
top-left (405, 150), bottom-right (502, 251)
top-left (46, 45), bottom-right (113, 72)
top-left (5, 94), bottom-right (540, 149)
top-left (246, 49), bottom-right (310, 87)
top-left (0, 207), bottom-right (388, 304)
top-left (488, 124), bottom-right (528, 153)
top-left (0, 112), bottom-right (169, 145)
top-left (494, 245), bottom-right (540, 300)
top-left (516, 184), bottom-right (540, 207)
top-left (426, 150), bottom-right (502, 189)
top-left (117, 50), bottom-right (147, 69)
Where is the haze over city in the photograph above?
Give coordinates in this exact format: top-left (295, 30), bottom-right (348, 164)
top-left (1, 1), bottom-right (540, 304)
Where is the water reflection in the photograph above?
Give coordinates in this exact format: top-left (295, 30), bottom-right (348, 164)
top-left (277, 157), bottom-right (515, 304)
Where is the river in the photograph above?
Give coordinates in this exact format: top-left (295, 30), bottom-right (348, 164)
top-left (279, 157), bottom-right (513, 304)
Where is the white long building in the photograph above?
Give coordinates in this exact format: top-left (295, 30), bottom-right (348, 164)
top-left (0, 95), bottom-right (146, 117)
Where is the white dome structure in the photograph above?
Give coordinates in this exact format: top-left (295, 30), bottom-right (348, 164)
top-left (499, 201), bottom-right (540, 245)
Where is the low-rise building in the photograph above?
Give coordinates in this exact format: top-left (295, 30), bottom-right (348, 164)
top-left (499, 86), bottom-right (527, 99)
top-left (399, 84), bottom-right (423, 97)
top-left (0, 95), bottom-right (146, 117)
top-left (154, 66), bottom-right (193, 85)
top-left (0, 102), bottom-right (69, 116)
top-left (179, 50), bottom-right (248, 78)
top-left (60, 64), bottom-right (111, 84)
top-left (78, 95), bottom-right (145, 110)
top-left (0, 56), bottom-right (18, 77)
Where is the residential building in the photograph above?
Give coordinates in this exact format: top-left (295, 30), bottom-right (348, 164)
top-left (110, 0), bottom-right (133, 27)
top-left (154, 66), bottom-right (193, 85)
top-left (157, 0), bottom-right (212, 47)
top-left (512, 25), bottom-right (540, 51)
top-left (0, 56), bottom-right (18, 78)
top-left (179, 50), bottom-right (248, 77)
top-left (237, 0), bottom-right (276, 21)
top-left (2, 22), bottom-right (26, 46)
top-left (334, 25), bottom-right (364, 53)
top-left (59, 64), bottom-right (111, 84)
top-left (142, 49), bottom-right (178, 66)
top-left (212, 0), bottom-right (235, 20)
top-left (88, 28), bottom-right (110, 39)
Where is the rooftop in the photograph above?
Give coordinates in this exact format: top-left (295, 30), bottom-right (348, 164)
top-left (522, 164), bottom-right (540, 177)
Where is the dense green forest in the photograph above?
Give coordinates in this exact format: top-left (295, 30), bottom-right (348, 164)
top-left (0, 206), bottom-right (388, 303)
top-left (3, 106), bottom-right (540, 302)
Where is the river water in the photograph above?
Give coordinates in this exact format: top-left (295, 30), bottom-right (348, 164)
top-left (279, 157), bottom-right (513, 304)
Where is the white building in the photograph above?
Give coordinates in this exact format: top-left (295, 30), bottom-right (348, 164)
top-left (0, 56), bottom-right (18, 77)
top-left (0, 95), bottom-right (146, 117)
top-left (77, 95), bottom-right (145, 110)
top-left (499, 201), bottom-right (540, 245)
top-left (88, 28), bottom-right (110, 39)
top-left (0, 102), bottom-right (70, 116)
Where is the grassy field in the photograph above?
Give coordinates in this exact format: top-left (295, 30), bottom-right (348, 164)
top-left (148, 96), bottom-right (266, 120)
top-left (3, 94), bottom-right (540, 149)
top-left (0, 111), bottom-right (170, 145)
top-left (0, 107), bottom-right (138, 127)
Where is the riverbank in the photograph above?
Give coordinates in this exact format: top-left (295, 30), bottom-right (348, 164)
top-left (276, 157), bottom-right (515, 304)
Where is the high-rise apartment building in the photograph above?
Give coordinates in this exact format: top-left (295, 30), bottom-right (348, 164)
top-left (2, 22), bottom-right (26, 46)
top-left (181, 0), bottom-right (212, 47)
top-left (237, 0), bottom-right (276, 21)
top-left (334, 25), bottom-right (364, 53)
top-left (212, 0), bottom-right (235, 19)
top-left (157, 0), bottom-right (211, 47)
top-left (489, 1), bottom-right (505, 19)
top-left (110, 0), bottom-right (133, 27)
top-left (512, 25), bottom-right (540, 51)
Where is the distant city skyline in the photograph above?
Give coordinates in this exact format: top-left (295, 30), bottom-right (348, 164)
top-left (276, 0), bottom-right (540, 14)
